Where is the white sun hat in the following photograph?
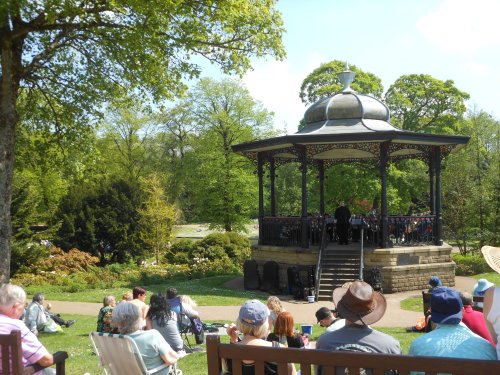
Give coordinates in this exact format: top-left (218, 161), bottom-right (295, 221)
top-left (481, 246), bottom-right (500, 274)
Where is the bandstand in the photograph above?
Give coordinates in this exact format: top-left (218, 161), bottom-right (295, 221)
top-left (232, 68), bottom-right (469, 299)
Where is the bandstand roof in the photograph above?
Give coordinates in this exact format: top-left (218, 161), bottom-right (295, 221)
top-left (232, 68), bottom-right (469, 165)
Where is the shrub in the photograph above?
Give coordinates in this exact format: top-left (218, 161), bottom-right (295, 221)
top-left (166, 239), bottom-right (195, 264)
top-left (199, 233), bottom-right (230, 248)
top-left (189, 258), bottom-right (239, 278)
top-left (189, 244), bottom-right (228, 262)
top-left (37, 246), bottom-right (99, 273)
top-left (452, 252), bottom-right (491, 276)
top-left (225, 232), bottom-right (251, 248)
top-left (11, 241), bottom-right (51, 276)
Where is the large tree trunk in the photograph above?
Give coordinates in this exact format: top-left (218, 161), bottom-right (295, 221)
top-left (0, 28), bottom-right (21, 282)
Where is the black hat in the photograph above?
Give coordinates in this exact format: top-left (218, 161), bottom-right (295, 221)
top-left (315, 307), bottom-right (333, 322)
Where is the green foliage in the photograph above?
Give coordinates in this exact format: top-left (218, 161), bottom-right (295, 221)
top-left (299, 60), bottom-right (384, 105)
top-left (385, 74), bottom-right (469, 133)
top-left (452, 253), bottom-right (492, 276)
top-left (55, 179), bottom-right (144, 264)
top-left (443, 109), bottom-right (500, 250)
top-left (186, 78), bottom-right (275, 231)
top-left (10, 241), bottom-right (51, 276)
top-left (138, 174), bottom-right (178, 264)
top-left (1, 0), bottom-right (286, 282)
top-left (166, 233), bottom-right (251, 277)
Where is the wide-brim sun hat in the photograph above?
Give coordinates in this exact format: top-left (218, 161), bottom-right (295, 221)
top-left (473, 278), bottom-right (494, 294)
top-left (332, 280), bottom-right (386, 326)
top-left (481, 246), bottom-right (500, 274)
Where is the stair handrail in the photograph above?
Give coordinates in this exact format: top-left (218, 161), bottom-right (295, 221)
top-left (315, 216), bottom-right (329, 300)
top-left (359, 220), bottom-right (365, 280)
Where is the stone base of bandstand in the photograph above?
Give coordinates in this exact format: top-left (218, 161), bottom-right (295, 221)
top-left (252, 245), bottom-right (319, 294)
top-left (251, 243), bottom-right (455, 294)
top-left (364, 243), bottom-right (455, 293)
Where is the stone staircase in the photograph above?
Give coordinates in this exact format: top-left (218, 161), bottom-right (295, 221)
top-left (317, 243), bottom-right (362, 301)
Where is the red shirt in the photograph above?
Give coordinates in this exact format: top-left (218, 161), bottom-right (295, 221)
top-left (462, 305), bottom-right (495, 346)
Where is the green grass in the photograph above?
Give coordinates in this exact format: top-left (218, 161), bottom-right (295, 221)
top-left (172, 222), bottom-right (259, 239)
top-left (401, 296), bottom-right (424, 313)
top-left (399, 272), bottom-right (499, 314)
top-left (36, 275), bottom-right (269, 305)
top-left (38, 314), bottom-right (422, 375)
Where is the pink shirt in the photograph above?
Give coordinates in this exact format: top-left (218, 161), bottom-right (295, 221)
top-left (462, 305), bottom-right (495, 346)
top-left (0, 313), bottom-right (49, 370)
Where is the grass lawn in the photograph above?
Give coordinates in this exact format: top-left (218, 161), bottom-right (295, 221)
top-left (399, 272), bottom-right (500, 314)
top-left (33, 275), bottom-right (269, 305)
top-left (39, 315), bottom-right (422, 375)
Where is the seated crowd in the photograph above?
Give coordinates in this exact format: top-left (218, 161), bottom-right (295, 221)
top-left (2, 260), bottom-right (500, 375)
top-left (225, 278), bottom-right (499, 375)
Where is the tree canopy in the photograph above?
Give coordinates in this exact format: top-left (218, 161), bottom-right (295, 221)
top-left (385, 74), bottom-right (470, 133)
top-left (299, 60), bottom-right (384, 105)
top-left (0, 0), bottom-right (285, 281)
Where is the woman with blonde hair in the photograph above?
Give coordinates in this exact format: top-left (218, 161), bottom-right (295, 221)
top-left (267, 311), bottom-right (304, 348)
top-left (266, 295), bottom-right (285, 330)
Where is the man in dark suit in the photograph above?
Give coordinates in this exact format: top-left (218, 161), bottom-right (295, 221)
top-left (334, 201), bottom-right (351, 245)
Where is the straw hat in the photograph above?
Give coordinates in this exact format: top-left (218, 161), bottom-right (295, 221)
top-left (481, 246), bottom-right (500, 274)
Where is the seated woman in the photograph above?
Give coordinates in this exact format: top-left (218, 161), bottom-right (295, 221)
top-left (225, 299), bottom-right (296, 375)
top-left (96, 295), bottom-right (116, 333)
top-left (267, 311), bottom-right (304, 348)
top-left (266, 296), bottom-right (285, 331)
top-left (145, 293), bottom-right (184, 352)
top-left (112, 302), bottom-right (178, 374)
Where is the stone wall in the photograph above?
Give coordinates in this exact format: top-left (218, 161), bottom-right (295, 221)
top-left (252, 246), bottom-right (318, 292)
top-left (250, 243), bottom-right (455, 294)
top-left (364, 244), bottom-right (455, 293)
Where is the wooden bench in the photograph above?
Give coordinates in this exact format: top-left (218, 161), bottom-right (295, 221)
top-left (206, 335), bottom-right (500, 375)
top-left (0, 330), bottom-right (68, 375)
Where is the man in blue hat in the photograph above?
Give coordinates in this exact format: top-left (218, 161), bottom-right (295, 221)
top-left (409, 287), bottom-right (496, 361)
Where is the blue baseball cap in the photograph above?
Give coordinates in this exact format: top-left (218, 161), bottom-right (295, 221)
top-left (239, 300), bottom-right (269, 327)
top-left (431, 288), bottom-right (463, 324)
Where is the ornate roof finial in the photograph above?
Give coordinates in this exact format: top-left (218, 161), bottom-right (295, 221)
top-left (338, 61), bottom-right (355, 93)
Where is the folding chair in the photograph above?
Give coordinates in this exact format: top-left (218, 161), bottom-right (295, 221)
top-left (89, 332), bottom-right (181, 375)
top-left (168, 296), bottom-right (198, 351)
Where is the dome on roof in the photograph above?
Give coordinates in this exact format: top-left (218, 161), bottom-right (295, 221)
top-left (300, 67), bottom-right (396, 135)
top-left (304, 92), bottom-right (390, 124)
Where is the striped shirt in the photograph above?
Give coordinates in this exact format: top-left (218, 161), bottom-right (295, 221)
top-left (0, 313), bottom-right (49, 370)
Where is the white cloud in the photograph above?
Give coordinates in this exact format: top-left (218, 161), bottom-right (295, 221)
top-left (243, 60), bottom-right (307, 133)
top-left (417, 0), bottom-right (500, 53)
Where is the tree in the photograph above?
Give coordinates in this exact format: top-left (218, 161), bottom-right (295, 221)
top-left (55, 179), bottom-right (143, 264)
top-left (138, 174), bottom-right (177, 265)
top-left (299, 60), bottom-right (384, 105)
top-left (385, 74), bottom-right (469, 133)
top-left (0, 0), bottom-right (285, 281)
top-left (154, 102), bottom-right (199, 220)
top-left (442, 109), bottom-right (500, 250)
top-left (188, 77), bottom-right (275, 231)
top-left (98, 100), bottom-right (156, 182)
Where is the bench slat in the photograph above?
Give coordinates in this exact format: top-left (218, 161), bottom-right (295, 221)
top-left (207, 335), bottom-right (500, 375)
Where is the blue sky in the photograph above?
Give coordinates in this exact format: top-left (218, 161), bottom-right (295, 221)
top-left (199, 0), bottom-right (500, 132)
